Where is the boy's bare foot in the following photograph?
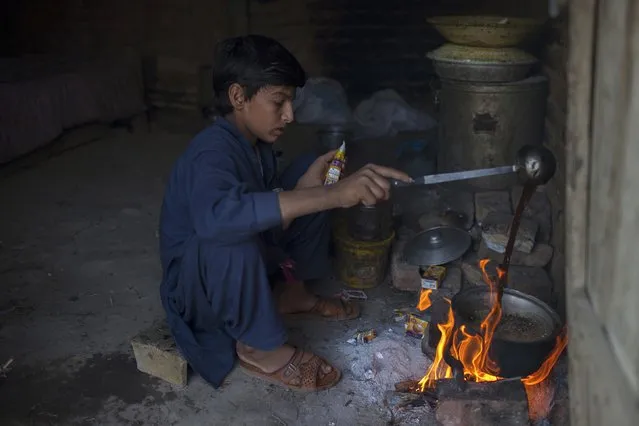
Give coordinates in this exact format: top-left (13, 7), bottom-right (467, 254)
top-left (274, 280), bottom-right (360, 320)
top-left (236, 342), bottom-right (340, 390)
top-left (275, 280), bottom-right (318, 314)
top-left (236, 341), bottom-right (297, 373)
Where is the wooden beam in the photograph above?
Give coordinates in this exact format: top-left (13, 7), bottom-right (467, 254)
top-left (565, 0), bottom-right (597, 424)
top-left (568, 290), bottom-right (639, 426)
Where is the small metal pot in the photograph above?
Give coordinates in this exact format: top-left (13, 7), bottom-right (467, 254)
top-left (427, 44), bottom-right (538, 83)
top-left (317, 126), bottom-right (352, 152)
top-left (347, 201), bottom-right (393, 241)
top-left (450, 287), bottom-right (563, 378)
top-left (431, 60), bottom-right (536, 83)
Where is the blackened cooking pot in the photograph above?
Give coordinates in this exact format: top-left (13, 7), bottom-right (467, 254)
top-left (441, 287), bottom-right (563, 379)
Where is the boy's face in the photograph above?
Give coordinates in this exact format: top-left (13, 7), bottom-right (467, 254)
top-left (233, 85), bottom-right (296, 144)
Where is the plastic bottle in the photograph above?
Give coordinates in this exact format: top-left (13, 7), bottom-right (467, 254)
top-left (324, 141), bottom-right (347, 185)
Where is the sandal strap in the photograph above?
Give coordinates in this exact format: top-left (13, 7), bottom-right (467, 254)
top-left (275, 348), bottom-right (327, 388)
top-left (279, 348), bottom-right (304, 382)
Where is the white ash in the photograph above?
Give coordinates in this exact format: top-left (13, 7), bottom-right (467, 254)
top-left (336, 330), bottom-right (432, 405)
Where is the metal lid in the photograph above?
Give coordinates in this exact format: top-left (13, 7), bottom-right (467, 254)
top-left (403, 225), bottom-right (471, 266)
top-left (427, 43), bottom-right (537, 65)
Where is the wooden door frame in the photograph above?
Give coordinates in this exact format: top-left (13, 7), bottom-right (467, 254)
top-left (566, 0), bottom-right (639, 424)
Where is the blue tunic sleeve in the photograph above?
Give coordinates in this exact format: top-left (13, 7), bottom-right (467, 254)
top-left (189, 150), bottom-right (282, 242)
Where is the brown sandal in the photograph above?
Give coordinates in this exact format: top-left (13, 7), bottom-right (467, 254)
top-left (287, 297), bottom-right (361, 321)
top-left (239, 348), bottom-right (341, 391)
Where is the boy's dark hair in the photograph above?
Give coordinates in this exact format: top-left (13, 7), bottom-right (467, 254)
top-left (212, 35), bottom-right (307, 116)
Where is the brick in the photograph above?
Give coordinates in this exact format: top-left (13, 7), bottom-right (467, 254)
top-left (478, 240), bottom-right (554, 268)
top-left (481, 212), bottom-right (538, 254)
top-left (390, 239), bottom-right (420, 292)
top-left (440, 266), bottom-right (462, 295)
top-left (131, 320), bottom-right (188, 387)
top-left (435, 379), bottom-right (530, 426)
top-left (461, 259), bottom-right (485, 287)
top-left (507, 266), bottom-right (554, 305)
top-left (511, 187), bottom-right (553, 243)
top-left (474, 191), bottom-right (512, 224)
top-left (550, 251), bottom-right (566, 317)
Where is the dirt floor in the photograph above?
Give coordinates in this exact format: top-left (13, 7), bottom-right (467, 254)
top-left (0, 111), bottom-right (435, 426)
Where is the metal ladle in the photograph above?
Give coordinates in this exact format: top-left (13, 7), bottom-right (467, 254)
top-left (391, 144), bottom-right (557, 188)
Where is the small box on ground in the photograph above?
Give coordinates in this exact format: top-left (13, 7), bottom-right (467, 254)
top-left (419, 265), bottom-right (447, 290)
top-left (131, 320), bottom-right (188, 387)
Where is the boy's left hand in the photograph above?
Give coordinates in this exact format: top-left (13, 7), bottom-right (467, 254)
top-left (296, 150), bottom-right (338, 189)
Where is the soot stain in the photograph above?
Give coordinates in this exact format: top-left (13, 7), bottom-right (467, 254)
top-left (0, 352), bottom-right (176, 425)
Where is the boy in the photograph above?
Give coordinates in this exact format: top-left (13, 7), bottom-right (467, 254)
top-left (159, 35), bottom-right (410, 391)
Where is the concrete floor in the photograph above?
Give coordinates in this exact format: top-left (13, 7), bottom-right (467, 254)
top-left (0, 112), bottom-right (433, 426)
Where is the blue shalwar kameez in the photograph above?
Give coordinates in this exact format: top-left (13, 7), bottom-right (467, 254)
top-left (159, 118), bottom-right (330, 388)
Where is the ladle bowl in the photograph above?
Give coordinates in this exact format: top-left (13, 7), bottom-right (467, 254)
top-left (515, 145), bottom-right (557, 186)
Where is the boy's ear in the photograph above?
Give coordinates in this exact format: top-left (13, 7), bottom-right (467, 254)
top-left (228, 83), bottom-right (246, 110)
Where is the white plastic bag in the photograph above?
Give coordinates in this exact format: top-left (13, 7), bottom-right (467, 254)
top-left (293, 77), bottom-right (352, 125)
top-left (352, 89), bottom-right (437, 139)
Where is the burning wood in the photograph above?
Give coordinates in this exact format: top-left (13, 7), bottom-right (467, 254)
top-left (415, 259), bottom-right (568, 392)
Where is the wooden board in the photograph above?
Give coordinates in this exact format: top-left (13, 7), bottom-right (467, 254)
top-left (567, 0), bottom-right (639, 423)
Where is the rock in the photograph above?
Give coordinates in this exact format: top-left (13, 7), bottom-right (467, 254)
top-left (461, 253), bottom-right (504, 288)
top-left (441, 266), bottom-right (462, 295)
top-left (435, 379), bottom-right (530, 426)
top-left (512, 186), bottom-right (553, 242)
top-left (478, 240), bottom-right (554, 268)
top-left (384, 390), bottom-right (430, 407)
top-left (481, 212), bottom-right (538, 254)
top-left (461, 260), bottom-right (485, 287)
top-left (550, 251), bottom-right (566, 318)
top-left (549, 396), bottom-right (570, 426)
top-left (131, 320), bottom-right (188, 387)
top-left (390, 239), bottom-right (420, 292)
top-left (475, 191), bottom-right (512, 223)
top-left (506, 266), bottom-right (554, 304)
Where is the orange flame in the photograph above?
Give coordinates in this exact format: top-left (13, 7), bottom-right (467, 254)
top-left (417, 259), bottom-right (567, 392)
top-left (522, 329), bottom-right (568, 385)
top-left (418, 299), bottom-right (455, 390)
top-left (417, 289), bottom-right (433, 311)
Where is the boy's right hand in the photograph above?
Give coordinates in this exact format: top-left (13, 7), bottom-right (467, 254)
top-left (329, 164), bottom-right (412, 208)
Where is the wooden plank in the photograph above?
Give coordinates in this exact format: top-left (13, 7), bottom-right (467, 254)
top-left (565, 0), bottom-right (597, 423)
top-left (586, 0), bottom-right (631, 321)
top-left (606, 0), bottom-right (639, 392)
top-left (566, 0), bottom-right (595, 293)
top-left (568, 290), bottom-right (639, 426)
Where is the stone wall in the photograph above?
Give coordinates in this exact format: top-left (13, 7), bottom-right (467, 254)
top-left (2, 0), bottom-right (550, 108)
top-left (541, 10), bottom-right (568, 317)
top-left (1, 0), bottom-right (234, 110)
top-left (250, 0), bottom-right (548, 104)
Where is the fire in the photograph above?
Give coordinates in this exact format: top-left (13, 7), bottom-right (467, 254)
top-left (522, 330), bottom-right (568, 385)
top-left (417, 289), bottom-right (433, 311)
top-left (416, 259), bottom-right (567, 393)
